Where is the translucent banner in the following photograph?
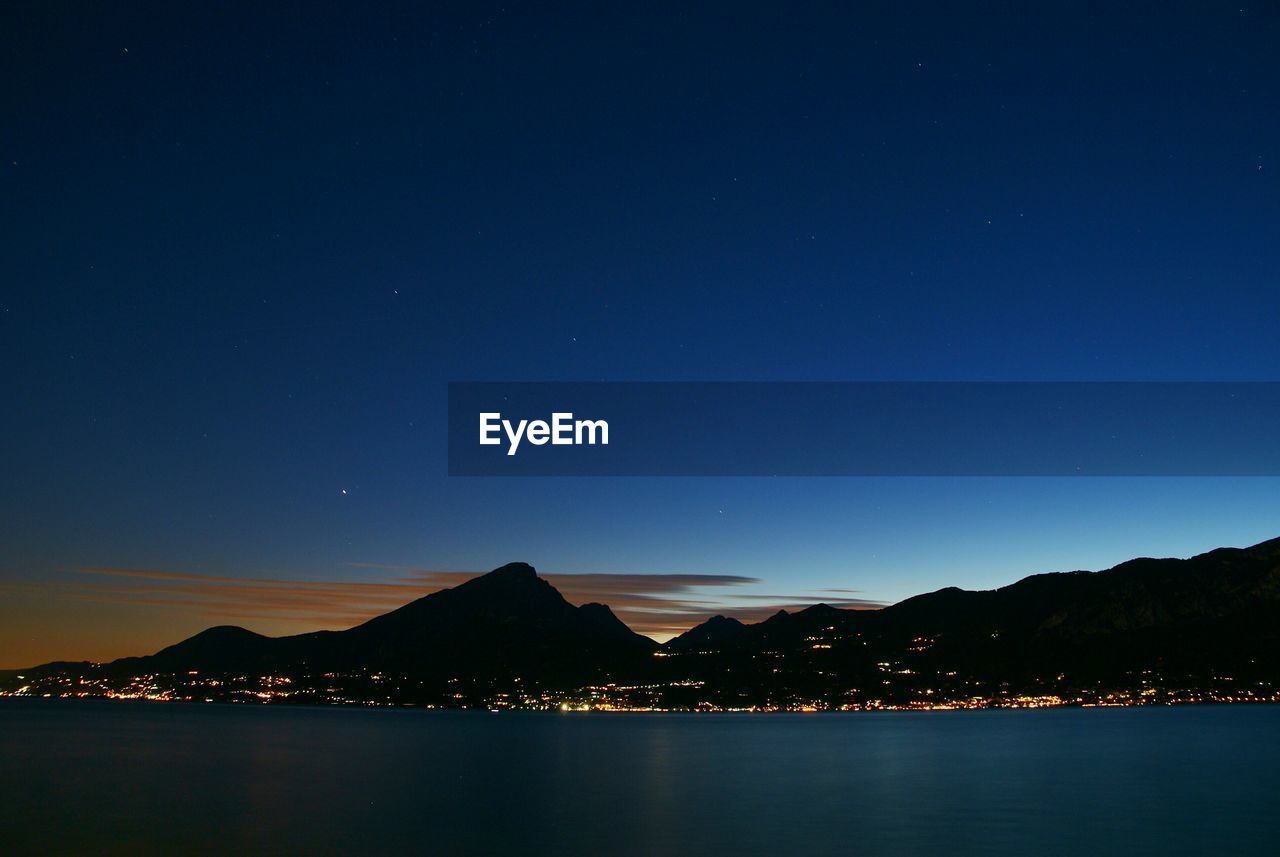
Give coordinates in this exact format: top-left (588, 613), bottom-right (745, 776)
top-left (447, 382), bottom-right (1280, 476)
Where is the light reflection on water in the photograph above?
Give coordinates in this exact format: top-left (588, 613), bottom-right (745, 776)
top-left (0, 700), bottom-right (1274, 856)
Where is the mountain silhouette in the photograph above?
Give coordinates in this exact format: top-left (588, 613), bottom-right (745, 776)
top-left (666, 614), bottom-right (748, 651)
top-left (6, 540), bottom-right (1280, 707)
top-left (104, 562), bottom-right (656, 691)
top-left (655, 536), bottom-right (1280, 706)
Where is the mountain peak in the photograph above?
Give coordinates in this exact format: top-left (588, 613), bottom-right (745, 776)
top-left (479, 562), bottom-right (539, 582)
top-left (439, 561), bottom-right (562, 607)
top-left (665, 613), bottom-right (749, 652)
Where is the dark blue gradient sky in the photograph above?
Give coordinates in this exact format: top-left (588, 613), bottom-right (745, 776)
top-left (3, 2), bottom-right (1279, 662)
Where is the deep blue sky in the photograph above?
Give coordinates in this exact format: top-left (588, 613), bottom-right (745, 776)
top-left (2, 2), bottom-right (1279, 662)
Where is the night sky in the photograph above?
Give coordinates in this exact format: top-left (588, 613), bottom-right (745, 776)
top-left (3, 3), bottom-right (1279, 667)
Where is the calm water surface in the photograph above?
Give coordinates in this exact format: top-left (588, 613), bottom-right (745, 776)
top-left (0, 699), bottom-right (1275, 855)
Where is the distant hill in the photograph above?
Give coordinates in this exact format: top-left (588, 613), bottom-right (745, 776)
top-left (658, 536), bottom-right (1280, 706)
top-left (7, 541), bottom-right (1280, 708)
top-left (74, 563), bottom-right (656, 697)
top-left (664, 614), bottom-right (748, 652)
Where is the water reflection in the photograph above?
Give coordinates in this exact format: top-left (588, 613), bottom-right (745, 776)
top-left (0, 701), bottom-right (1274, 855)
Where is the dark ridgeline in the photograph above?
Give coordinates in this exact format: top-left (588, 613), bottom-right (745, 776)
top-left (659, 536), bottom-right (1280, 708)
top-left (92, 562), bottom-right (658, 703)
top-left (5, 539), bottom-right (1280, 708)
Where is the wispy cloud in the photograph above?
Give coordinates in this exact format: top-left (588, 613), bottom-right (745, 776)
top-left (18, 565), bottom-right (884, 641)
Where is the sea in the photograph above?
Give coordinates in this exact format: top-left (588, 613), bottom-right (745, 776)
top-left (0, 699), bottom-right (1275, 855)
